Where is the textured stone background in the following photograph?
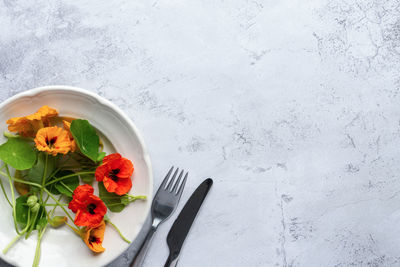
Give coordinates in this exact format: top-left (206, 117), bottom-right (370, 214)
top-left (1, 0), bottom-right (400, 266)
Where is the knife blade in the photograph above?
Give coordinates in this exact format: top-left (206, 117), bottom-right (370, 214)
top-left (164, 178), bottom-right (213, 267)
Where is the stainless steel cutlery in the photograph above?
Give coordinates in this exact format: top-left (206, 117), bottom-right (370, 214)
top-left (130, 167), bottom-right (187, 267)
top-left (130, 166), bottom-right (212, 267)
top-left (164, 178), bottom-right (213, 267)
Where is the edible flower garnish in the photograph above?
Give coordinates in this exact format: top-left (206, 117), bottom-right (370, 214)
top-left (6, 105), bottom-right (58, 136)
top-left (34, 126), bottom-right (72, 156)
top-left (62, 120), bottom-right (77, 152)
top-left (81, 220), bottom-right (106, 253)
top-left (68, 185), bottom-right (107, 228)
top-left (0, 106), bottom-right (145, 266)
top-left (95, 153), bottom-right (134, 195)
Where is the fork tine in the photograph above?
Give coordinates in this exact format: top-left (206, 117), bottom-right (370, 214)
top-left (160, 166), bottom-right (174, 189)
top-left (176, 172), bottom-right (188, 196)
top-left (172, 170), bottom-right (184, 192)
top-left (166, 168), bottom-right (179, 190)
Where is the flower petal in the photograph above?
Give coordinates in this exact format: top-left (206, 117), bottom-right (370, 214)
top-left (95, 164), bottom-right (109, 182)
top-left (82, 221), bottom-right (106, 253)
top-left (114, 177), bottom-right (132, 195)
top-left (73, 184), bottom-right (94, 200)
top-left (116, 158), bottom-right (134, 178)
top-left (102, 177), bottom-right (118, 193)
top-left (102, 153), bottom-right (122, 165)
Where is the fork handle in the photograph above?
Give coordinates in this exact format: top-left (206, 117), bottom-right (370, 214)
top-left (130, 225), bottom-right (157, 267)
top-left (164, 252), bottom-right (179, 267)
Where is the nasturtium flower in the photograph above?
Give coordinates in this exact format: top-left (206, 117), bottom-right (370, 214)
top-left (6, 117), bottom-right (32, 136)
top-left (35, 105), bottom-right (58, 118)
top-left (26, 105), bottom-right (58, 122)
top-left (34, 126), bottom-right (72, 156)
top-left (68, 185), bottom-right (107, 228)
top-left (81, 220), bottom-right (106, 253)
top-left (62, 120), bottom-right (77, 152)
top-left (6, 105), bottom-right (58, 136)
top-left (95, 153), bottom-right (134, 195)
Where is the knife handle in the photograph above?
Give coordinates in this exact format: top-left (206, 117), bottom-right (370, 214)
top-left (130, 225), bottom-right (157, 267)
top-left (164, 252), bottom-right (179, 267)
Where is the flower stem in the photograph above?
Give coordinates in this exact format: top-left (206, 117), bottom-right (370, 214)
top-left (45, 171), bottom-right (95, 186)
top-left (0, 178), bottom-right (12, 207)
top-left (25, 210), bottom-right (39, 239)
top-left (0, 171), bottom-right (42, 188)
top-left (5, 165), bottom-right (21, 235)
top-left (3, 235), bottom-right (20, 254)
top-left (59, 181), bottom-right (73, 194)
top-left (127, 195), bottom-right (147, 201)
top-left (107, 220), bottom-right (131, 244)
top-left (32, 225), bottom-right (47, 267)
top-left (40, 154), bottom-right (49, 203)
top-left (3, 209), bottom-right (31, 254)
top-left (49, 195), bottom-right (62, 217)
top-left (65, 222), bottom-right (80, 235)
top-left (42, 188), bottom-right (74, 223)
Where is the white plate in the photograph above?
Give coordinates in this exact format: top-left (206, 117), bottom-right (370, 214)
top-left (0, 86), bottom-right (153, 267)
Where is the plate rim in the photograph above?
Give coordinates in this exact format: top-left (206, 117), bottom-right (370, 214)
top-left (0, 85), bottom-right (153, 267)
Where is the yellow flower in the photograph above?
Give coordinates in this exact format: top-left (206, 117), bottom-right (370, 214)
top-left (35, 105), bottom-right (58, 119)
top-left (34, 126), bottom-right (72, 156)
top-left (6, 105), bottom-right (58, 137)
top-left (63, 120), bottom-right (77, 152)
top-left (81, 221), bottom-right (106, 253)
top-left (6, 117), bottom-right (33, 137)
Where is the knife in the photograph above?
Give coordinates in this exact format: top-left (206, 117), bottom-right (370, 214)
top-left (164, 178), bottom-right (213, 267)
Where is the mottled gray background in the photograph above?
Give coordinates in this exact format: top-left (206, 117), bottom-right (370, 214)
top-left (1, 0), bottom-right (400, 266)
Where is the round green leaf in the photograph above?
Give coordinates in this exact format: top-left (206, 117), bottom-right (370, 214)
top-left (0, 138), bottom-right (37, 170)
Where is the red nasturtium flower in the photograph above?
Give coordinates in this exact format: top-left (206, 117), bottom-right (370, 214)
top-left (95, 153), bottom-right (134, 195)
top-left (68, 185), bottom-right (107, 228)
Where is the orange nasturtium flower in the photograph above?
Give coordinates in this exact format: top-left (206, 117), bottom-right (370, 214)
top-left (95, 153), bottom-right (134, 195)
top-left (81, 220), bottom-right (106, 253)
top-left (68, 184), bottom-right (107, 228)
top-left (6, 105), bottom-right (58, 136)
top-left (34, 126), bottom-right (72, 156)
top-left (63, 120), bottom-right (77, 152)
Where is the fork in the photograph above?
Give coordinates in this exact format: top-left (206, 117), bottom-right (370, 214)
top-left (130, 166), bottom-right (188, 267)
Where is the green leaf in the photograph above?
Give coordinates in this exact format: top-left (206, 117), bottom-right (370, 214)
top-left (0, 138), bottom-right (36, 170)
top-left (98, 182), bottom-right (126, 212)
top-left (80, 173), bottom-right (95, 184)
top-left (79, 166), bottom-right (96, 185)
top-left (36, 217), bottom-right (47, 231)
top-left (70, 120), bottom-right (100, 162)
top-left (97, 152), bottom-right (106, 162)
top-left (28, 153), bottom-right (56, 188)
top-left (16, 195), bottom-right (29, 228)
top-left (46, 183), bottom-right (60, 195)
top-left (53, 170), bottom-right (79, 197)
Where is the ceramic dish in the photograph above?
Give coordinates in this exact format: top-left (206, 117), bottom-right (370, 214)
top-left (0, 86), bottom-right (153, 267)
